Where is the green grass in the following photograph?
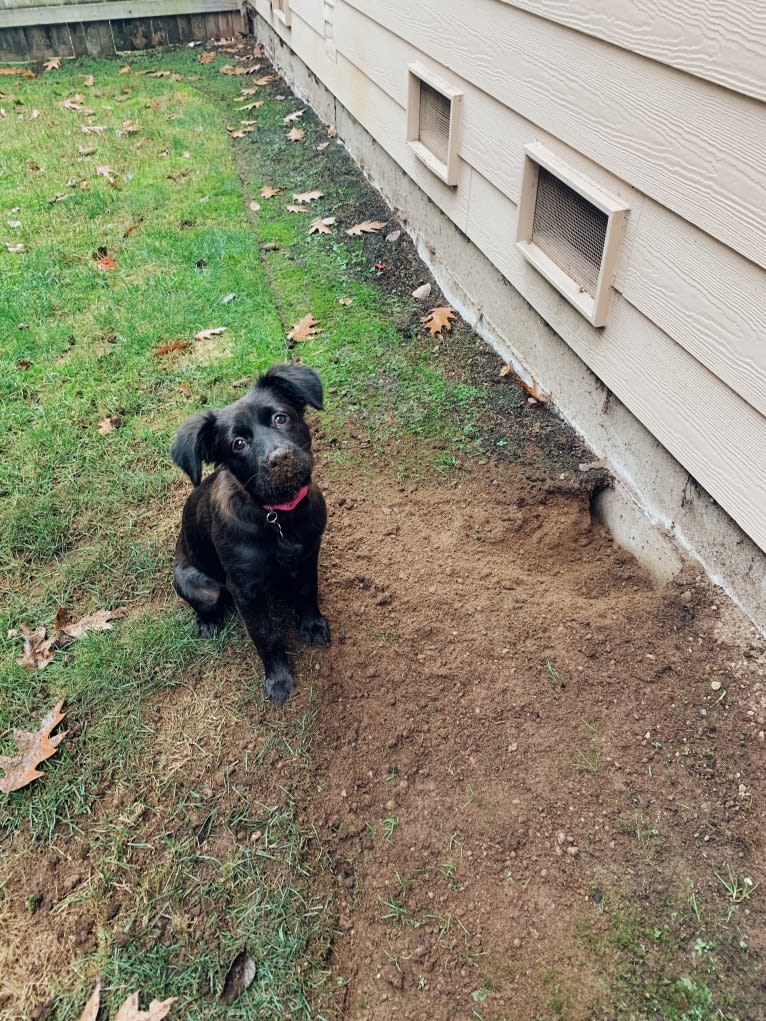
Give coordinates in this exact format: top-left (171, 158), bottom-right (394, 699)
top-left (0, 47), bottom-right (495, 1020)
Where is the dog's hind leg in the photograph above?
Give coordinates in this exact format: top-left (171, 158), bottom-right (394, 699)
top-left (173, 563), bottom-right (228, 638)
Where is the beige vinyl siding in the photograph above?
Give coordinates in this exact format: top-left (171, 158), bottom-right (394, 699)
top-left (496, 0), bottom-right (766, 103)
top-left (254, 0), bottom-right (766, 556)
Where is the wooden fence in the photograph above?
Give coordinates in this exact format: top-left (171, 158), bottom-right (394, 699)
top-left (0, 1), bottom-right (246, 60)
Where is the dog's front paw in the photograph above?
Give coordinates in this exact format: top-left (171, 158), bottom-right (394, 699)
top-left (195, 615), bottom-right (222, 639)
top-left (298, 614), bottom-right (330, 647)
top-left (265, 667), bottom-right (296, 707)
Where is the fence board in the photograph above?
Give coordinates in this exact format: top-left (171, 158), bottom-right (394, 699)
top-left (0, 1), bottom-right (241, 28)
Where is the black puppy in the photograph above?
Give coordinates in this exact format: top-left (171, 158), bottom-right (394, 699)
top-left (170, 363), bottom-right (329, 706)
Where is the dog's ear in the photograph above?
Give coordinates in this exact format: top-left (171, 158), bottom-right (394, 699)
top-left (258, 363), bottom-right (324, 412)
top-left (170, 411), bottom-right (217, 486)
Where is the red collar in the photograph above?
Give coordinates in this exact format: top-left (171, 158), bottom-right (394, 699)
top-left (262, 484), bottom-right (310, 513)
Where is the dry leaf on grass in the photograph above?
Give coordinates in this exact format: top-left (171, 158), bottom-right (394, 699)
top-left (121, 120), bottom-right (141, 133)
top-left (220, 950), bottom-right (257, 1005)
top-left (327, 124), bottom-right (338, 137)
top-left (153, 341), bottom-right (190, 356)
top-left (338, 296), bottom-right (352, 306)
top-left (15, 625), bottom-right (58, 671)
top-left (286, 127), bottom-right (305, 142)
top-left (0, 700), bottom-right (67, 794)
top-left (82, 75), bottom-right (95, 87)
top-left (78, 981), bottom-right (101, 1021)
top-left (286, 204), bottom-right (309, 214)
top-left (293, 189), bottom-right (323, 203)
top-left (315, 142), bottom-right (330, 152)
top-left (0, 67), bottom-right (37, 79)
top-left (237, 100), bottom-right (264, 111)
top-left (81, 125), bottom-right (106, 135)
top-left (199, 52), bottom-right (216, 65)
top-left (43, 58), bottom-right (61, 72)
top-left (287, 314), bottom-right (322, 342)
top-left (59, 609), bottom-right (118, 639)
top-left (194, 326), bottom-right (227, 342)
top-left (79, 986), bottom-right (177, 1021)
top-left (283, 109), bottom-right (304, 123)
top-left (345, 219), bottom-right (386, 237)
top-left (260, 185), bottom-right (282, 198)
top-left (498, 363), bottom-right (549, 403)
top-left (254, 75), bottom-right (277, 86)
top-left (97, 257), bottom-right (117, 270)
top-left (422, 305), bottom-right (456, 336)
top-left (6, 243), bottom-right (25, 254)
top-left (309, 217), bottom-right (336, 235)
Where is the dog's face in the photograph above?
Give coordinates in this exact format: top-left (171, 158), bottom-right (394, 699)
top-left (171, 363), bottom-right (323, 506)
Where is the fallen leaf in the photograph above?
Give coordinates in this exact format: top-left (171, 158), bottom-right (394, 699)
top-left (309, 217), bottom-right (336, 235)
top-left (7, 219), bottom-right (21, 228)
top-left (287, 204), bottom-right (309, 214)
top-left (145, 70), bottom-right (172, 78)
top-left (114, 991), bottom-right (177, 1021)
top-left (48, 193), bottom-right (70, 205)
top-left (499, 364), bottom-right (549, 403)
top-left (579, 459), bottom-right (609, 472)
top-left (60, 609), bottom-right (118, 638)
top-left (220, 950), bottom-right (257, 1005)
top-left (254, 75), bottom-right (277, 86)
top-left (412, 283), bottom-right (431, 301)
top-left (82, 74), bottom-right (95, 87)
top-left (423, 305), bottom-right (456, 336)
top-left (78, 981), bottom-right (101, 1021)
top-left (43, 58), bottom-right (61, 72)
top-left (260, 185), bottom-right (282, 198)
top-left (293, 189), bottom-right (323, 203)
top-left (5, 243), bottom-right (25, 253)
top-left (121, 120), bottom-right (141, 133)
top-left (62, 94), bottom-right (89, 112)
top-left (97, 257), bottom-right (117, 270)
top-left (315, 142), bottom-right (329, 152)
top-left (199, 52), bottom-right (216, 65)
top-left (228, 127), bottom-right (253, 139)
top-left (119, 65), bottom-right (131, 74)
top-left (287, 314), bottom-right (322, 342)
top-left (98, 418), bottom-right (115, 435)
top-left (81, 125), bottom-right (106, 135)
top-left (15, 625), bottom-right (58, 671)
top-left (221, 292), bottom-right (236, 304)
top-left (235, 65), bottom-right (265, 76)
top-left (338, 296), bottom-right (352, 306)
top-left (78, 144), bottom-right (97, 155)
top-left (286, 127), bottom-right (305, 142)
top-left (345, 219), bottom-right (386, 237)
top-left (153, 341), bottom-right (190, 356)
top-left (123, 221), bottom-right (142, 238)
top-left (283, 109), bottom-right (305, 123)
top-left (253, 43), bottom-right (265, 57)
top-left (0, 67), bottom-right (36, 79)
top-left (237, 100), bottom-right (264, 111)
top-left (327, 124), bottom-right (338, 137)
top-left (0, 700), bottom-right (67, 794)
top-left (194, 326), bottom-right (227, 342)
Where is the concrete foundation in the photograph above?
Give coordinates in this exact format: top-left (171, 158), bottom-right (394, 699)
top-left (254, 13), bottom-right (766, 634)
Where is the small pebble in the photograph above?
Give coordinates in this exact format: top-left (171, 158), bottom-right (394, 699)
top-left (711, 681), bottom-right (722, 691)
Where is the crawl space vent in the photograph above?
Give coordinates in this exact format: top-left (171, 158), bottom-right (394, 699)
top-left (407, 62), bottom-right (463, 186)
top-left (516, 143), bottom-right (629, 327)
top-left (271, 0), bottom-right (291, 28)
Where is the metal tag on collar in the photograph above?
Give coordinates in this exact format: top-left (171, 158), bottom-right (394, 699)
top-left (266, 510), bottom-right (285, 539)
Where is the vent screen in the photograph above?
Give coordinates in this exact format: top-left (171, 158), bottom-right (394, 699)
top-left (418, 81), bottom-right (451, 165)
top-left (532, 167), bottom-right (608, 297)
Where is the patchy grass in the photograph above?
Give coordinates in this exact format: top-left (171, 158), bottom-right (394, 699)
top-left (0, 47), bottom-right (491, 1020)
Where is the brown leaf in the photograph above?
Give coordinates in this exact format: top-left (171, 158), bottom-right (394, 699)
top-left (327, 124), bottom-right (338, 138)
top-left (96, 165), bottom-right (116, 183)
top-left (145, 70), bottom-right (172, 78)
top-left (260, 185), bottom-right (282, 198)
top-left (199, 52), bottom-right (216, 65)
top-left (286, 204), bottom-right (309, 214)
top-left (153, 341), bottom-right (190, 356)
top-left (98, 418), bottom-right (115, 435)
top-left (283, 109), bottom-right (305, 124)
top-left (119, 65), bottom-right (131, 74)
top-left (220, 950), bottom-right (257, 1005)
top-left (97, 257), bottom-right (117, 271)
top-left (78, 982), bottom-right (101, 1021)
top-left (422, 305), bottom-right (456, 336)
top-left (309, 217), bottom-right (336, 235)
top-left (0, 68), bottom-right (37, 79)
top-left (237, 100), bottom-right (264, 111)
top-left (81, 125), bottom-right (106, 135)
top-left (0, 700), bottom-right (67, 794)
top-left (61, 609), bottom-right (118, 639)
top-left (15, 625), bottom-right (58, 671)
top-left (293, 189), bottom-right (323, 203)
top-left (235, 65), bottom-right (264, 76)
top-left (287, 314), bottom-right (322, 342)
top-left (82, 75), bottom-right (96, 87)
top-left (194, 327), bottom-right (227, 342)
top-left (113, 991), bottom-right (177, 1021)
top-left (286, 127), bottom-right (305, 142)
top-left (253, 43), bottom-right (265, 58)
top-left (43, 58), bottom-right (61, 72)
top-left (121, 120), bottom-right (141, 133)
top-left (254, 75), bottom-right (277, 86)
top-left (345, 219), bottom-right (386, 237)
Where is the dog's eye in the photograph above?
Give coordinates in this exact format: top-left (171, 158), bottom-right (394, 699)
top-left (232, 437), bottom-right (248, 452)
top-left (272, 412), bottom-right (289, 426)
